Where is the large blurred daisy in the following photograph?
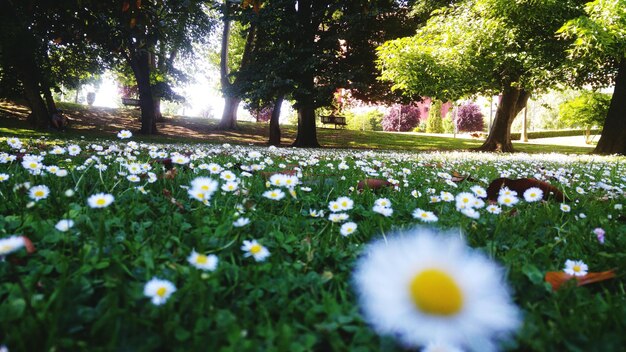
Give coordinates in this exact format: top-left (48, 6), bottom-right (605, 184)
top-left (353, 228), bottom-right (520, 351)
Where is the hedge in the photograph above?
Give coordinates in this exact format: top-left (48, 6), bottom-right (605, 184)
top-left (510, 129), bottom-right (602, 140)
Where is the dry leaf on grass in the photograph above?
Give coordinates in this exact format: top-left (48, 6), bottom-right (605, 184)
top-left (486, 178), bottom-right (567, 202)
top-left (545, 270), bottom-right (616, 291)
top-left (357, 178), bottom-right (392, 191)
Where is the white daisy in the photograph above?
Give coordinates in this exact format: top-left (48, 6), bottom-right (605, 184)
top-left (309, 209), bottom-right (325, 218)
top-left (486, 205), bottom-right (502, 215)
top-left (117, 130), bottom-right (133, 139)
top-left (460, 208), bottom-right (480, 220)
top-left (55, 219), bottom-right (75, 232)
top-left (190, 177), bottom-right (218, 195)
top-left (0, 235), bottom-right (26, 256)
top-left (563, 259), bottom-right (588, 277)
top-left (143, 278), bottom-right (176, 305)
top-left (340, 222), bottom-right (358, 236)
top-left (353, 228), bottom-right (520, 351)
top-left (221, 181), bottom-right (239, 192)
top-left (0, 173), bottom-right (9, 182)
top-left (497, 194), bottom-right (519, 207)
top-left (455, 192), bottom-right (476, 210)
top-left (471, 185), bottom-right (487, 198)
top-left (187, 251), bottom-right (218, 271)
top-left (263, 189), bottom-right (285, 201)
top-left (374, 198), bottom-right (392, 208)
top-left (241, 240), bottom-right (270, 262)
top-left (29, 185), bottom-right (50, 201)
top-left (336, 196), bottom-right (354, 211)
top-left (523, 187), bottom-right (543, 202)
top-left (328, 200), bottom-right (342, 213)
top-left (328, 213), bottom-right (350, 223)
top-left (440, 192), bottom-right (454, 202)
top-left (373, 205), bottom-right (393, 217)
top-left (560, 204), bottom-right (571, 213)
top-left (412, 208), bottom-right (438, 223)
top-left (87, 193), bottom-right (115, 208)
top-left (233, 217), bottom-right (250, 227)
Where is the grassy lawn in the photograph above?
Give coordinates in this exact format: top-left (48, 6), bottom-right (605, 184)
top-left (0, 133), bottom-right (623, 351)
top-left (0, 100), bottom-right (594, 154)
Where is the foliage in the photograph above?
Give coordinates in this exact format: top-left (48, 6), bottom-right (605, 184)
top-left (345, 110), bottom-right (384, 131)
top-left (426, 101), bottom-right (444, 133)
top-left (377, 0), bottom-right (585, 101)
top-left (558, 0), bottom-right (626, 88)
top-left (442, 113), bottom-right (455, 134)
top-left (251, 106), bottom-right (273, 123)
top-left (558, 91), bottom-right (611, 129)
top-left (381, 104), bottom-right (421, 132)
top-left (0, 135), bottom-right (624, 351)
top-left (456, 102), bottom-right (485, 132)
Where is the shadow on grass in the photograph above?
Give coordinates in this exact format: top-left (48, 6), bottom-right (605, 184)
top-left (0, 100), bottom-right (594, 154)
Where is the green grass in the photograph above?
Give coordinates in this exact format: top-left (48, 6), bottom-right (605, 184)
top-left (0, 135), bottom-right (624, 351)
top-left (0, 100), bottom-right (594, 154)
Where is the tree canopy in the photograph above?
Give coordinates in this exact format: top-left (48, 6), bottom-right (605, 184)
top-left (377, 0), bottom-right (586, 151)
top-left (559, 0), bottom-right (626, 154)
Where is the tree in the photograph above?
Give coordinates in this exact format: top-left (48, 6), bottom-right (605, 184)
top-left (456, 102), bottom-right (484, 132)
top-left (382, 104), bottom-right (420, 132)
top-left (559, 90), bottom-right (610, 142)
top-left (237, 0), bottom-right (421, 147)
top-left (378, 0), bottom-right (586, 151)
top-left (215, 1), bottom-right (260, 130)
top-left (559, 0), bottom-right (626, 154)
top-left (0, 1), bottom-right (73, 129)
top-left (56, 0), bottom-right (213, 134)
top-left (426, 100), bottom-right (444, 133)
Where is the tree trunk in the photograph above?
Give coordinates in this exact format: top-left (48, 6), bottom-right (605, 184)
top-left (22, 78), bottom-right (50, 130)
top-left (219, 96), bottom-right (240, 130)
top-left (218, 16), bottom-right (238, 130)
top-left (42, 84), bottom-right (57, 114)
top-left (476, 86), bottom-right (529, 152)
top-left (154, 97), bottom-right (164, 122)
top-left (292, 104), bottom-right (320, 148)
top-left (269, 95), bottom-right (283, 146)
top-left (129, 51), bottom-right (157, 135)
top-left (14, 61), bottom-right (49, 129)
top-left (291, 0), bottom-right (320, 148)
top-left (594, 58), bottom-right (626, 155)
top-left (217, 13), bottom-right (258, 130)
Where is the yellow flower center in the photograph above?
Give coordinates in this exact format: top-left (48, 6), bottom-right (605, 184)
top-left (341, 201), bottom-right (348, 207)
top-left (421, 213), bottom-right (428, 218)
top-left (96, 198), bottom-right (106, 206)
top-left (250, 244), bottom-right (262, 254)
top-left (1, 244), bottom-right (12, 252)
top-left (271, 192), bottom-right (277, 197)
top-left (573, 265), bottom-right (581, 273)
top-left (201, 185), bottom-right (209, 191)
top-left (34, 190), bottom-right (44, 197)
top-left (409, 269), bottom-right (464, 316)
top-left (156, 287), bottom-right (167, 297)
top-left (196, 255), bottom-right (208, 264)
top-left (30, 163), bottom-right (38, 168)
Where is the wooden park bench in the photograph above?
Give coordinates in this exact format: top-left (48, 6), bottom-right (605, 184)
top-left (121, 97), bottom-right (141, 108)
top-left (320, 114), bottom-right (347, 129)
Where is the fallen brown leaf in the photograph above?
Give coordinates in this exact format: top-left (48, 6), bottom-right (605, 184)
top-left (357, 178), bottom-right (392, 191)
top-left (545, 270), bottom-right (616, 291)
top-left (486, 178), bottom-right (567, 202)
